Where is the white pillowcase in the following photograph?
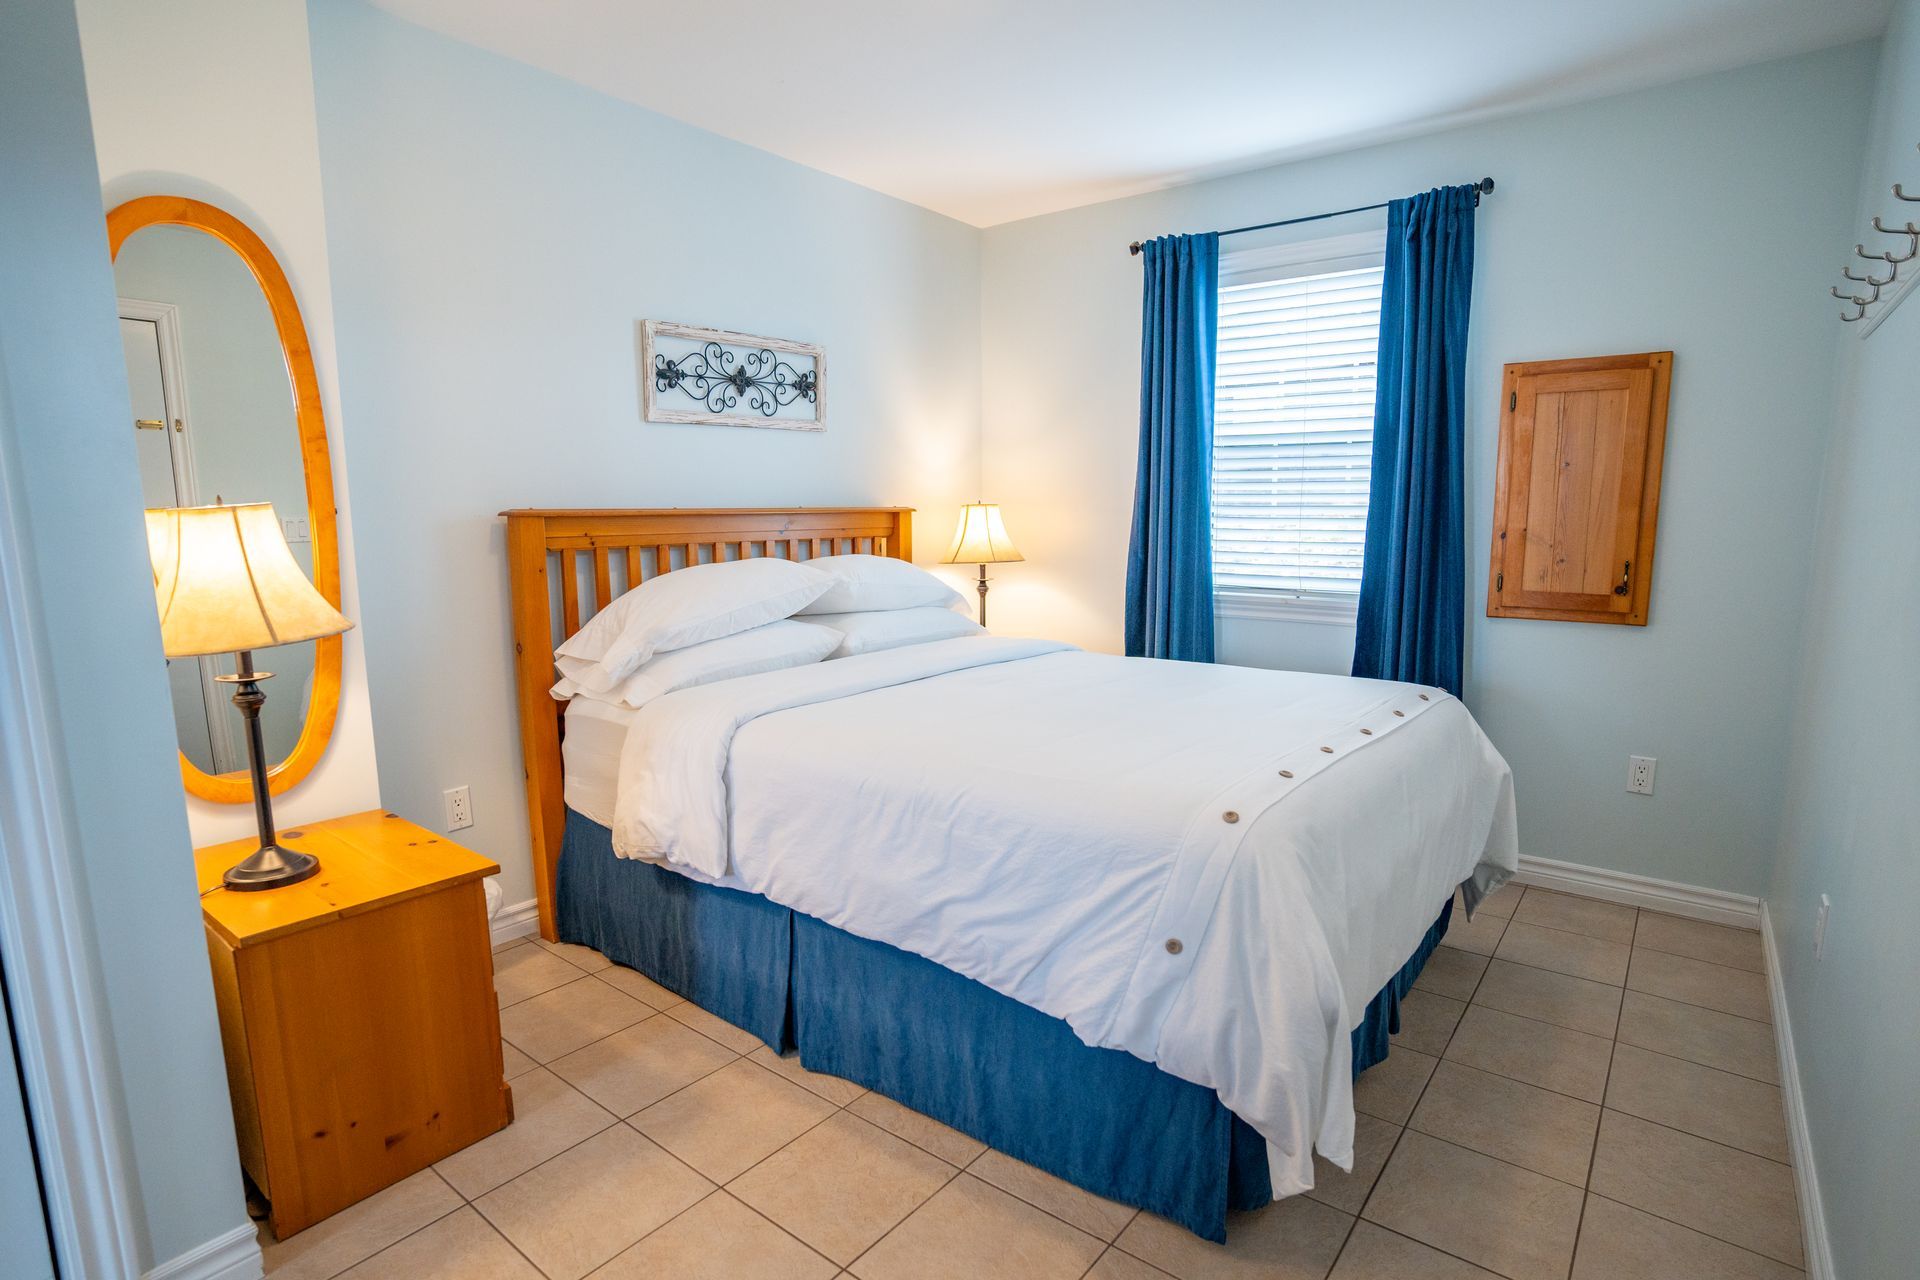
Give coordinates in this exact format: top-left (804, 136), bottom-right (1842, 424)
top-left (555, 559), bottom-right (832, 694)
top-left (552, 619), bottom-right (842, 710)
top-left (797, 554), bottom-right (967, 615)
top-left (807, 606), bottom-right (986, 658)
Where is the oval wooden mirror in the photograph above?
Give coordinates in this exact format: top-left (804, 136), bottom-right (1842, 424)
top-left (108, 196), bottom-right (342, 803)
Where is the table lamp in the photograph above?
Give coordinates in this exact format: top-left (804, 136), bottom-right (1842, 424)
top-left (941, 503), bottom-right (1023, 627)
top-left (146, 503), bottom-right (353, 891)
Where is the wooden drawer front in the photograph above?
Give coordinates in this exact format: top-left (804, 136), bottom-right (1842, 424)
top-left (236, 881), bottom-right (509, 1234)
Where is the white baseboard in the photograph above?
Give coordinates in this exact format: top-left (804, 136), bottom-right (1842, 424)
top-left (144, 1223), bottom-right (261, 1280)
top-left (1513, 854), bottom-right (1761, 928)
top-left (1761, 903), bottom-right (1833, 1280)
top-left (490, 897), bottom-right (540, 949)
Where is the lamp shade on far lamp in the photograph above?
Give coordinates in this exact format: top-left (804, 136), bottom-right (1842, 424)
top-left (941, 503), bottom-right (1023, 627)
top-left (146, 503), bottom-right (350, 658)
top-left (145, 503), bottom-right (352, 891)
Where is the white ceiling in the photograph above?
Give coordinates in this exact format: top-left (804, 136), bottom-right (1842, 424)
top-left (366, 0), bottom-right (1888, 227)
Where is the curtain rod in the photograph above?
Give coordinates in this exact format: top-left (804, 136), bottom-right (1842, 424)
top-left (1126, 176), bottom-right (1494, 256)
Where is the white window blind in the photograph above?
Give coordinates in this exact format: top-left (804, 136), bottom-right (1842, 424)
top-left (1212, 235), bottom-right (1385, 601)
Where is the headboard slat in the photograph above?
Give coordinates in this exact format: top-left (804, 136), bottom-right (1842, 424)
top-left (503, 507), bottom-right (914, 939)
top-left (559, 552), bottom-right (581, 635)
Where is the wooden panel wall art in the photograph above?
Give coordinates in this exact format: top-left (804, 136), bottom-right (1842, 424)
top-left (642, 320), bottom-right (824, 430)
top-left (1488, 351), bottom-right (1672, 625)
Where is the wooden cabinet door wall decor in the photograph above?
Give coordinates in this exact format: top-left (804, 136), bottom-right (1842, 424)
top-left (1488, 351), bottom-right (1672, 625)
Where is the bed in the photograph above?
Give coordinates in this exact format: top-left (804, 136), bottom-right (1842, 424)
top-left (504, 506), bottom-right (1517, 1241)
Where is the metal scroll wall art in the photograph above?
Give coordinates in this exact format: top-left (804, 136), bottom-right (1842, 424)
top-left (641, 320), bottom-right (825, 431)
top-left (1831, 142), bottom-right (1920, 335)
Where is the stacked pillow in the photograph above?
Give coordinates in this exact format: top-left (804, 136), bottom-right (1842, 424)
top-left (550, 553), bottom-right (987, 708)
top-left (551, 618), bottom-right (842, 710)
top-left (555, 558), bottom-right (833, 694)
top-left (797, 554), bottom-right (984, 658)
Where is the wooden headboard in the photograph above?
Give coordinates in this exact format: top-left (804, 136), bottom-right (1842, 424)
top-left (502, 507), bottom-right (915, 939)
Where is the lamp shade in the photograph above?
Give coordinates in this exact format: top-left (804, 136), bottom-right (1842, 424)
top-left (146, 503), bottom-right (352, 658)
top-left (941, 503), bottom-right (1024, 565)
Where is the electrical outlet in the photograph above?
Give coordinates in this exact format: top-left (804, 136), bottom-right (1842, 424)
top-left (444, 784), bottom-right (473, 831)
top-left (1814, 894), bottom-right (1831, 960)
top-left (1627, 755), bottom-right (1656, 795)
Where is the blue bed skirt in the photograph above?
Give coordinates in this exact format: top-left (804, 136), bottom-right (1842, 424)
top-left (556, 810), bottom-right (1450, 1242)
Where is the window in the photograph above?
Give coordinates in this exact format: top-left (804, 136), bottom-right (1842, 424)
top-left (1212, 232), bottom-right (1385, 620)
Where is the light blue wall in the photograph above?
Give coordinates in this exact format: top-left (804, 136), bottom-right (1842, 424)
top-left (308, 0), bottom-right (983, 908)
top-left (1770, 5), bottom-right (1920, 1275)
top-left (0, 0), bottom-right (250, 1269)
top-left (982, 45), bottom-right (1874, 896)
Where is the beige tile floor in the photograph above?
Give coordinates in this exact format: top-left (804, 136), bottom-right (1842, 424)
top-left (259, 884), bottom-right (1802, 1280)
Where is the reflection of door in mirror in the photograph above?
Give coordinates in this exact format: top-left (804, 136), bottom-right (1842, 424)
top-left (115, 225), bottom-right (314, 773)
top-left (120, 309), bottom-right (234, 773)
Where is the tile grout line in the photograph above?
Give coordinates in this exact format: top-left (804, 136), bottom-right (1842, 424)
top-left (467, 1056), bottom-right (853, 1278)
top-left (1335, 929), bottom-right (1490, 1275)
top-left (954, 1140), bottom-right (1143, 1250)
top-left (1611, 1039), bottom-right (1789, 1095)
top-left (599, 1183), bottom-right (845, 1278)
top-left (836, 1147), bottom-right (969, 1276)
top-left (1594, 1105), bottom-right (1797, 1171)
top-left (1626, 937), bottom-right (1767, 974)
top-left (426, 1018), bottom-right (766, 1266)
top-left (1453, 929), bottom-right (1775, 1023)
top-left (285, 1180), bottom-right (471, 1280)
top-left (1579, 1189), bottom-right (1811, 1274)
top-left (501, 974), bottom-right (737, 1081)
top-left (1610, 1030), bottom-right (1782, 1087)
top-left (1615, 981), bottom-right (1776, 1028)
top-left (384, 901), bottom-right (1777, 1279)
top-left (1348, 904), bottom-right (1607, 1278)
top-left (497, 966), bottom-right (676, 1021)
top-left (600, 1078), bottom-right (878, 1272)
top-left (1567, 959), bottom-right (1632, 1276)
top-left (1439, 999), bottom-right (1795, 1156)
top-left (500, 960), bottom-right (1133, 1276)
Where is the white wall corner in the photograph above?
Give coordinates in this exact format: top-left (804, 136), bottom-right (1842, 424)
top-left (144, 1222), bottom-right (262, 1280)
top-left (1761, 903), bottom-right (1834, 1280)
top-left (1512, 854), bottom-right (1761, 927)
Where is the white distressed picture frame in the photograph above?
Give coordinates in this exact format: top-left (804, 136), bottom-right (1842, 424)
top-left (641, 320), bottom-right (825, 431)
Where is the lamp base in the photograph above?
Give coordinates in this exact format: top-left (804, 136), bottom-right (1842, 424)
top-left (223, 842), bottom-right (320, 892)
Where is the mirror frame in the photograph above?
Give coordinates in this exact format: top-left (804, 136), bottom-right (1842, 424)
top-left (108, 195), bottom-right (343, 804)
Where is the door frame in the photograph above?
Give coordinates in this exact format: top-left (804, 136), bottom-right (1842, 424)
top-left (0, 404), bottom-right (144, 1275)
top-left (117, 298), bottom-right (239, 774)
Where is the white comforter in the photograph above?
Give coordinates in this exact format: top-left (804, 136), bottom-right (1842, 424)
top-left (609, 636), bottom-right (1516, 1193)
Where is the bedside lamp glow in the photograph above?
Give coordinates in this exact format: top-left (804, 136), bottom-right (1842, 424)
top-left (941, 503), bottom-right (1023, 627)
top-left (147, 503), bottom-right (352, 891)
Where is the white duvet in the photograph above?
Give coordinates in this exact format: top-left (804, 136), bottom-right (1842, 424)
top-left (609, 636), bottom-right (1516, 1193)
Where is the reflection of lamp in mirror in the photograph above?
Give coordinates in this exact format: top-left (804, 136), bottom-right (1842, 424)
top-left (146, 503), bottom-right (352, 890)
top-left (941, 503), bottom-right (1023, 628)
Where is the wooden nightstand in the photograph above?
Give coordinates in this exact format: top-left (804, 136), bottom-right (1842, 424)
top-left (196, 809), bottom-right (513, 1237)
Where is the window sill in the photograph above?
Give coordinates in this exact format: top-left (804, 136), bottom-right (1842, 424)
top-left (1214, 590), bottom-right (1360, 627)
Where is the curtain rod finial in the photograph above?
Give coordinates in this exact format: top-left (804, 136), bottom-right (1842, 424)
top-left (1479, 177), bottom-right (1495, 195)
top-left (1128, 241), bottom-right (1143, 256)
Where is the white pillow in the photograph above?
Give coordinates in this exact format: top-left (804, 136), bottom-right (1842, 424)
top-left (796, 554), bottom-right (967, 615)
top-left (807, 606), bottom-right (986, 658)
top-left (555, 559), bottom-right (832, 693)
top-left (551, 619), bottom-right (842, 710)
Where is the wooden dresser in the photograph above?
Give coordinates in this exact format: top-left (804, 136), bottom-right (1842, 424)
top-left (196, 809), bottom-right (513, 1237)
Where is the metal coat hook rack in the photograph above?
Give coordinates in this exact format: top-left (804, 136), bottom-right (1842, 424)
top-left (1833, 143), bottom-right (1920, 330)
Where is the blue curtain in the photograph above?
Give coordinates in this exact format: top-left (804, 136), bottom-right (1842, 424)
top-left (1352, 185), bottom-right (1478, 696)
top-left (1126, 233), bottom-right (1219, 662)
